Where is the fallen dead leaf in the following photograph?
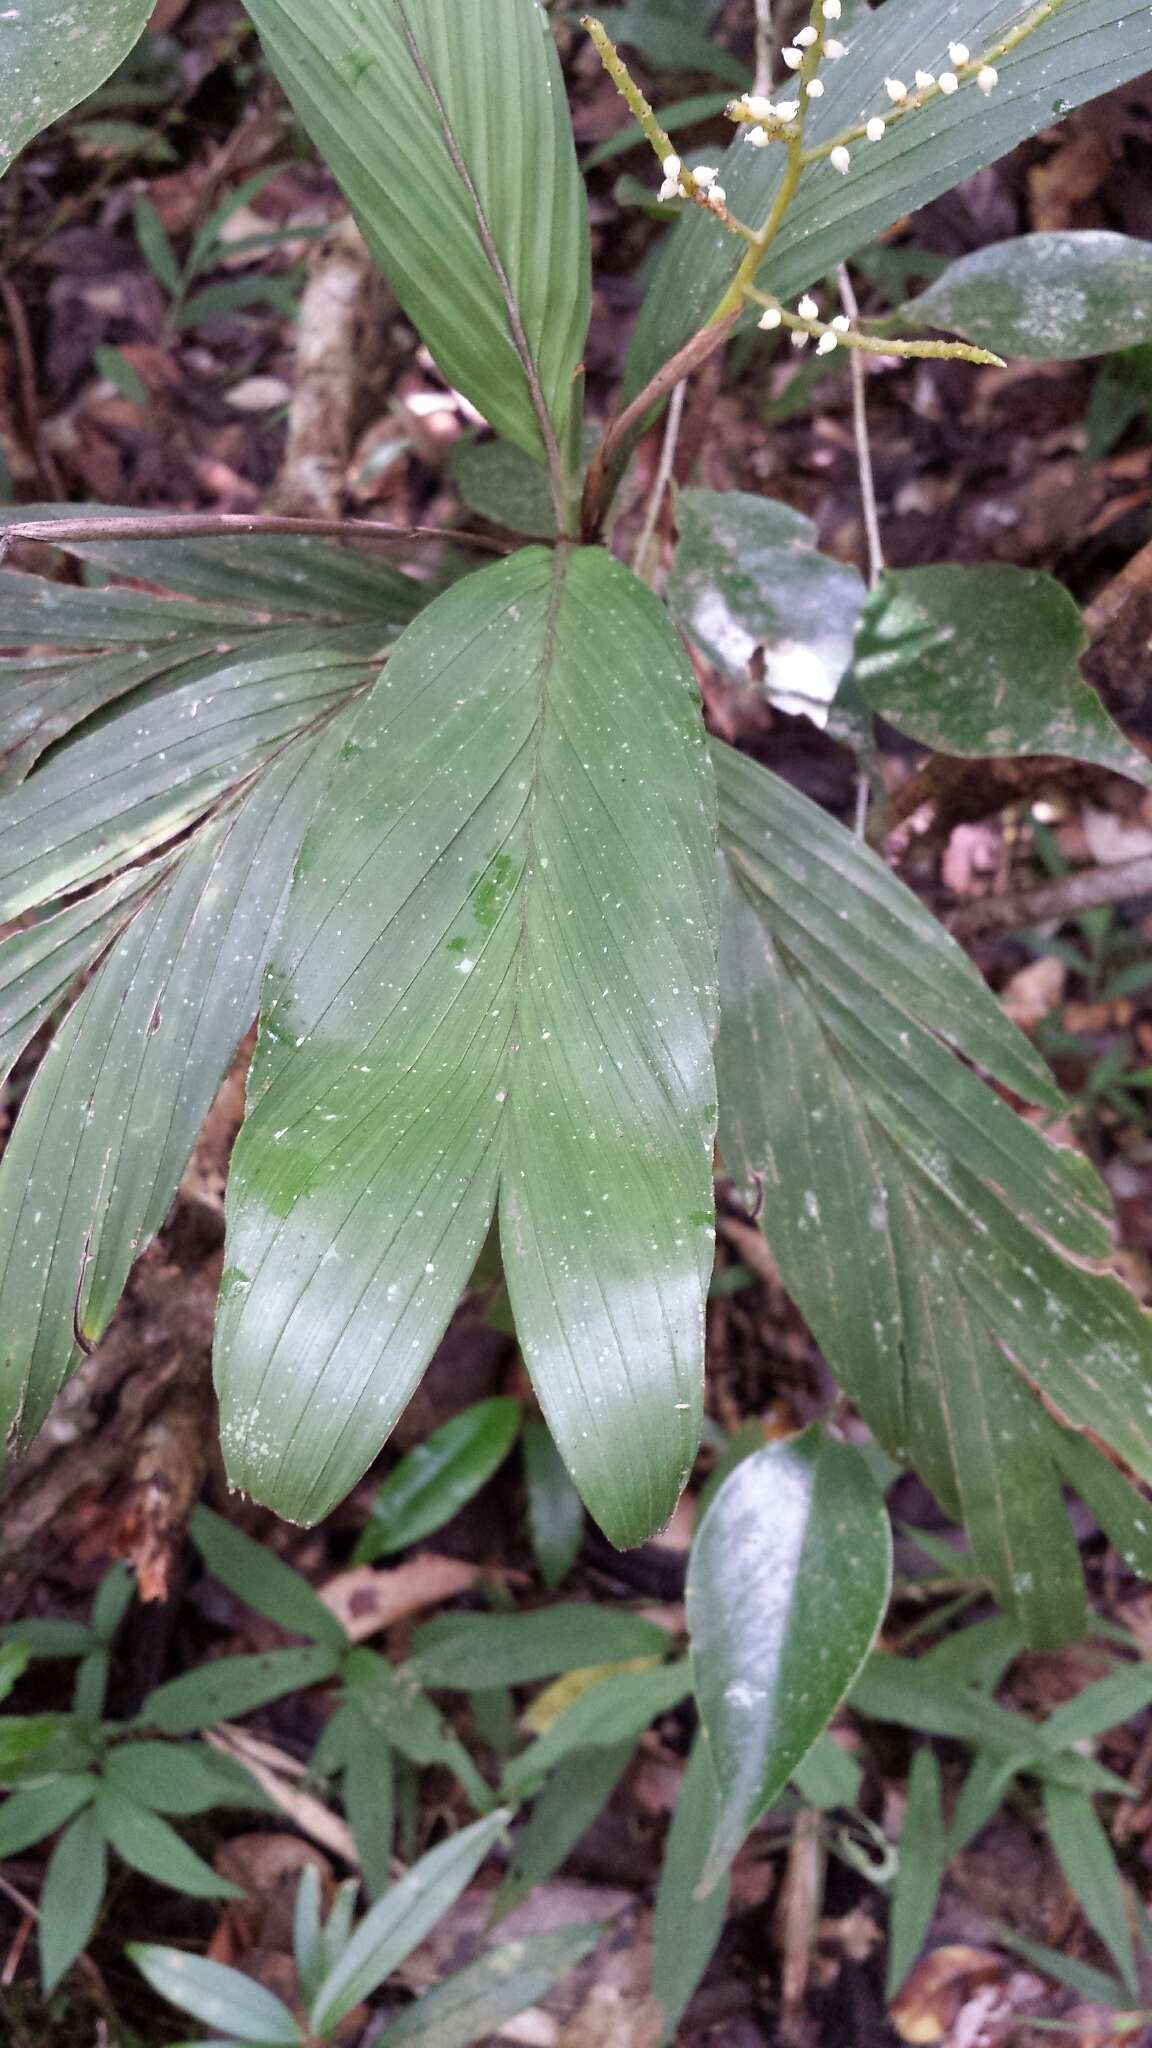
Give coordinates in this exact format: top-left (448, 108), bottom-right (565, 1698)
top-left (889, 1945), bottom-right (1006, 2044)
top-left (319, 1555), bottom-right (481, 1639)
top-left (207, 1726), bottom-right (359, 1866)
top-left (1000, 954), bottom-right (1067, 1030)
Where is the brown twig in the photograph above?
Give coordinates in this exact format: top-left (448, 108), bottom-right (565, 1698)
top-left (948, 853), bottom-right (1152, 939)
top-left (0, 510), bottom-right (508, 561)
top-left (580, 312), bottom-right (739, 540)
top-left (0, 276), bottom-right (64, 498)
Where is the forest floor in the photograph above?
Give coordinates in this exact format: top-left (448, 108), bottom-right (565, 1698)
top-left (4, 3), bottom-right (1152, 2044)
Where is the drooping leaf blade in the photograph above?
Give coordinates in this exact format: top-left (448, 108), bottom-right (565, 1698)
top-left (143, 1644), bottom-right (342, 1736)
top-left (0, 719), bottom-right (353, 1452)
top-left (495, 1741), bottom-right (635, 1917)
top-left (0, 0), bottom-right (152, 176)
top-left (625, 0), bottom-right (1152, 401)
top-left (1043, 1782), bottom-right (1137, 1995)
top-left (886, 1748), bottom-right (946, 1998)
top-left (852, 566), bottom-right (1152, 788)
top-left (217, 546), bottom-right (718, 1545)
top-left (902, 232), bottom-right (1152, 360)
top-left (652, 1735), bottom-right (731, 2047)
top-left (0, 867), bottom-right (161, 1088)
top-left (242, 0), bottom-right (590, 474)
top-left (713, 739), bottom-right (1151, 1643)
top-left (501, 1661), bottom-right (691, 1800)
top-left (39, 1804), bottom-right (107, 1994)
top-left (97, 1789), bottom-right (243, 1899)
top-left (410, 1604), bottom-right (675, 1691)
top-left (190, 1505), bottom-right (349, 1651)
top-left (0, 1774), bottom-right (93, 1859)
top-left (686, 1428), bottom-right (891, 1891)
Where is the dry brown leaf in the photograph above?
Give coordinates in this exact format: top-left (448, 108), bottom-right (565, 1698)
top-left (206, 1727), bottom-right (359, 1865)
top-left (319, 1555), bottom-right (481, 1640)
top-left (1000, 955), bottom-right (1066, 1030)
top-left (889, 1945), bottom-right (1006, 2044)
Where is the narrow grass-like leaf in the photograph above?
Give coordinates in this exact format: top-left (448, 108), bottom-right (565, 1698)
top-left (127, 1945), bottom-right (304, 2044)
top-left (1043, 1782), bottom-right (1137, 1994)
top-left (523, 1417), bottom-right (584, 1590)
top-left (853, 566), bottom-right (1152, 787)
top-left (310, 1810), bottom-right (509, 2032)
top-left (903, 232), bottom-right (1152, 360)
top-left (97, 1789), bottom-right (243, 1898)
top-left (243, 0), bottom-right (590, 480)
top-left (0, 1774), bottom-right (93, 1858)
top-left (502, 1662), bottom-right (691, 1799)
top-left (410, 1605), bottom-right (674, 1690)
top-left (653, 1736), bottom-right (730, 2047)
top-left (0, 0), bottom-right (152, 175)
top-left (354, 1398), bottom-right (521, 1563)
top-left (886, 1749), bottom-right (946, 1998)
top-left (687, 1429), bottom-right (891, 1891)
top-left (0, 867), bottom-right (160, 1087)
top-left (495, 1741), bottom-right (634, 1917)
top-left (143, 1644), bottom-right (341, 1736)
top-left (39, 1804), bottom-right (106, 1994)
top-left (0, 642), bottom-right (224, 788)
top-left (1046, 1425), bottom-right (1152, 1580)
top-left (102, 1741), bottom-right (267, 1816)
top-left (626, 0), bottom-right (1152, 401)
top-left (217, 547), bottom-right (718, 1544)
top-left (373, 1923), bottom-right (603, 2048)
top-left (190, 1506), bottom-right (348, 1650)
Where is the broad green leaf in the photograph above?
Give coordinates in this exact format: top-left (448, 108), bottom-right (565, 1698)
top-left (886, 1749), bottom-right (946, 1998)
top-left (523, 1416), bottom-right (584, 1589)
top-left (0, 869), bottom-right (158, 1088)
top-left (373, 1924), bottom-right (603, 2048)
top-left (495, 1741), bottom-right (634, 1917)
top-left (0, 1774), bottom-right (93, 1858)
top-left (0, 723), bottom-right (354, 1453)
top-left (143, 1644), bottom-right (342, 1735)
top-left (667, 490), bottom-right (865, 727)
top-left (243, 0), bottom-right (590, 477)
top-left (853, 566), bottom-right (1152, 788)
top-left (502, 1661), bottom-right (691, 1799)
top-left (0, 1715), bottom-right (96, 1786)
top-left (410, 1604), bottom-right (675, 1690)
top-left (903, 232), bottom-right (1152, 360)
top-left (791, 1729), bottom-right (863, 1812)
top-left (190, 1506), bottom-right (349, 1651)
top-left (0, 570), bottom-right (262, 646)
top-left (40, 1804), bottom-right (106, 1994)
top-left (310, 1810), bottom-right (510, 2032)
top-left (0, 504), bottom-right (430, 625)
top-left (354, 1397), bottom-right (522, 1563)
top-left (127, 1945), bottom-right (304, 2044)
top-left (687, 1428), bottom-right (890, 1890)
top-left (332, 1705), bottom-right (395, 1898)
top-left (450, 439), bottom-right (559, 541)
top-left (0, 632), bottom-right (371, 915)
top-left (102, 1741), bottom-right (267, 1816)
top-left (714, 740), bottom-right (1150, 1643)
top-left (97, 1788), bottom-right (243, 1898)
top-left (652, 1736), bottom-right (730, 2048)
top-left (1043, 1782), bottom-right (1136, 1994)
top-left (0, 0), bottom-right (152, 175)
top-left (625, 0), bottom-right (1152, 402)
top-left (0, 1619), bottom-right (92, 1657)
top-left (217, 546), bottom-right (718, 1544)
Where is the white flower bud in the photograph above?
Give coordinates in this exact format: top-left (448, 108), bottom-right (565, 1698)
top-left (823, 0), bottom-right (842, 18)
top-left (938, 70), bottom-right (958, 94)
top-left (805, 77), bottom-right (825, 97)
top-left (816, 331), bottom-right (839, 354)
top-left (830, 144), bottom-right (851, 172)
top-left (758, 305), bottom-right (782, 330)
top-left (662, 154), bottom-right (681, 180)
top-left (885, 77), bottom-right (908, 101)
top-left (708, 184), bottom-right (727, 207)
top-left (866, 116), bottom-right (887, 140)
top-left (775, 99), bottom-right (799, 120)
top-left (798, 294), bottom-right (819, 319)
top-left (745, 94), bottom-right (775, 119)
top-left (657, 177), bottom-right (680, 200)
top-left (824, 38), bottom-right (847, 57)
top-left (795, 24), bottom-right (819, 46)
top-left (781, 46), bottom-right (803, 69)
top-left (745, 125), bottom-right (771, 147)
top-left (915, 70), bottom-right (935, 90)
top-left (791, 330), bottom-right (809, 349)
top-left (948, 42), bottom-right (970, 65)
top-left (831, 313), bottom-right (851, 332)
top-left (977, 64), bottom-right (998, 92)
top-left (691, 163), bottom-right (717, 186)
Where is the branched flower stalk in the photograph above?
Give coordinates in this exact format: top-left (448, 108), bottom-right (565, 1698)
top-left (580, 0), bottom-right (1071, 532)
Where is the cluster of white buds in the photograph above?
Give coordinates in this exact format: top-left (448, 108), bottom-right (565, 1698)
top-left (657, 153), bottom-right (727, 206)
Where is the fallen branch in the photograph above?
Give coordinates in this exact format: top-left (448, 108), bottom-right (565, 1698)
top-left (0, 510), bottom-right (507, 560)
top-left (948, 852), bottom-right (1152, 938)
